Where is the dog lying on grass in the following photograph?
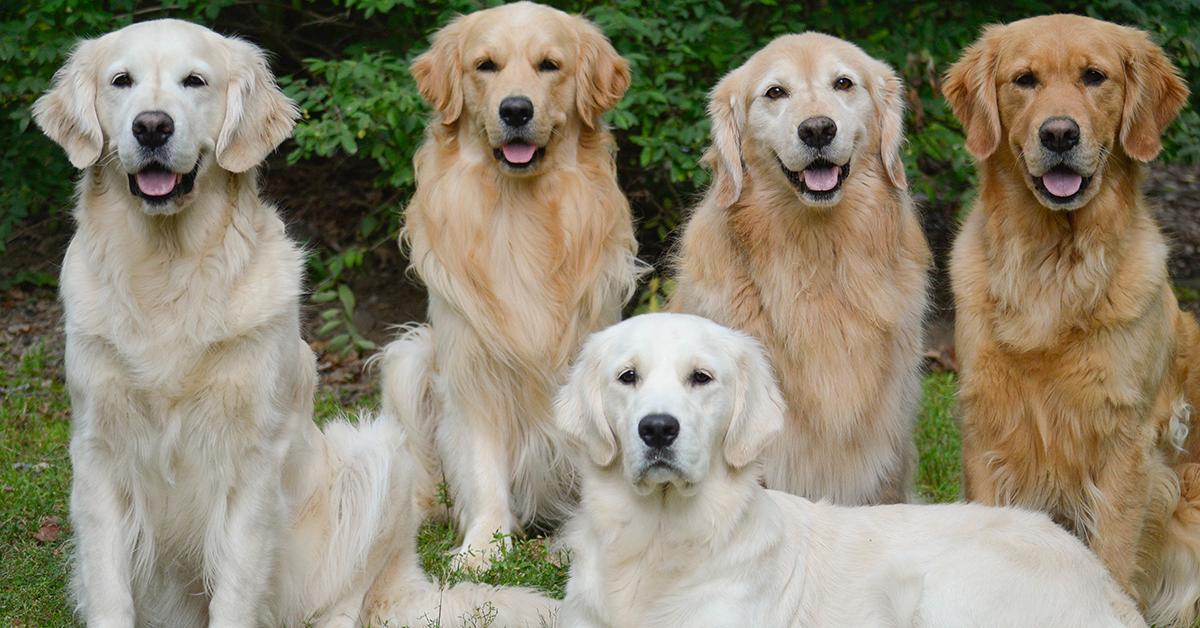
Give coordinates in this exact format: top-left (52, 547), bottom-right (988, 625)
top-left (556, 313), bottom-right (1143, 628)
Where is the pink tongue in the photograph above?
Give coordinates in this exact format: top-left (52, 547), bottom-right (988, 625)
top-left (1042, 170), bottom-right (1082, 197)
top-left (501, 143), bottom-right (537, 164)
top-left (803, 166), bottom-right (840, 192)
top-left (135, 170), bottom-right (180, 196)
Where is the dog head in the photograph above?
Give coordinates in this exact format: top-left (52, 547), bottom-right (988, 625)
top-left (33, 19), bottom-right (297, 215)
top-left (944, 14), bottom-right (1188, 211)
top-left (411, 2), bottom-right (630, 177)
top-left (555, 313), bottom-right (785, 497)
top-left (707, 32), bottom-right (907, 210)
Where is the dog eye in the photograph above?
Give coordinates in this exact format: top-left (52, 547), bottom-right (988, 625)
top-left (617, 368), bottom-right (638, 386)
top-left (1014, 72), bottom-right (1038, 88)
top-left (476, 59), bottom-right (498, 72)
top-left (689, 370), bottom-right (713, 386)
top-left (1082, 68), bottom-right (1106, 86)
top-left (111, 72), bottom-right (133, 88)
top-left (538, 58), bottom-right (560, 72)
top-left (764, 85), bottom-right (788, 99)
top-left (182, 74), bottom-right (207, 88)
top-left (833, 77), bottom-right (854, 91)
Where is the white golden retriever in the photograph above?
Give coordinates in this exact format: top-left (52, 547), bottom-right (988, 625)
top-left (36, 19), bottom-right (555, 627)
top-left (379, 1), bottom-right (641, 568)
top-left (556, 313), bottom-right (1144, 628)
top-left (672, 33), bottom-right (930, 505)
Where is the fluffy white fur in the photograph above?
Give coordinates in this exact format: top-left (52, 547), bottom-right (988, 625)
top-left (556, 313), bottom-right (1145, 628)
top-left (37, 19), bottom-right (556, 627)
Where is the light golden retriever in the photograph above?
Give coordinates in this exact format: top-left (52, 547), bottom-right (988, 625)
top-left (378, 2), bottom-right (642, 569)
top-left (944, 14), bottom-right (1200, 625)
top-left (671, 33), bottom-right (930, 505)
top-left (36, 19), bottom-right (555, 627)
top-left (557, 313), bottom-right (1143, 628)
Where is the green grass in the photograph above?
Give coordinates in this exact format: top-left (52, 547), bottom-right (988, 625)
top-left (915, 372), bottom-right (963, 503)
top-left (0, 344), bottom-right (73, 626)
top-left (0, 343), bottom-right (961, 625)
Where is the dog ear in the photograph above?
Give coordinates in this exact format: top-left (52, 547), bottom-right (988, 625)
top-left (1119, 27), bottom-right (1189, 163)
top-left (705, 68), bottom-right (747, 209)
top-left (33, 38), bottom-right (104, 169)
top-left (411, 16), bottom-right (467, 127)
top-left (722, 332), bottom-right (785, 469)
top-left (554, 335), bottom-right (618, 467)
top-left (215, 37), bottom-right (298, 173)
top-left (943, 26), bottom-right (1002, 161)
top-left (871, 62), bottom-right (908, 190)
top-left (574, 15), bottom-right (631, 129)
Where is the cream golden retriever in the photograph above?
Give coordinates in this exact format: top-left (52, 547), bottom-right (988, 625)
top-left (379, 1), bottom-right (642, 568)
top-left (556, 313), bottom-right (1143, 628)
top-left (36, 19), bottom-right (555, 627)
top-left (944, 14), bottom-right (1200, 626)
top-left (671, 33), bottom-right (930, 505)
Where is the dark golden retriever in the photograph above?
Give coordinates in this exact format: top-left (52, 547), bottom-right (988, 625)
top-left (944, 14), bottom-right (1199, 625)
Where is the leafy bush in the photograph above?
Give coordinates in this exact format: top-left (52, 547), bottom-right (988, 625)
top-left (3, 1), bottom-right (1198, 339)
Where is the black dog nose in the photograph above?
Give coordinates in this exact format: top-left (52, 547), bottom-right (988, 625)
top-left (638, 413), bottom-right (680, 449)
top-left (1039, 117), bottom-right (1080, 153)
top-left (499, 96), bottom-right (534, 127)
top-left (132, 111), bottom-right (174, 149)
top-left (798, 116), bottom-right (837, 148)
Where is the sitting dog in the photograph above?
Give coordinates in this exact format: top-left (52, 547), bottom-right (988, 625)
top-left (556, 313), bottom-right (1143, 627)
top-left (671, 33), bottom-right (930, 505)
top-left (944, 15), bottom-right (1200, 624)
top-left (36, 19), bottom-right (555, 627)
top-left (379, 1), bottom-right (642, 568)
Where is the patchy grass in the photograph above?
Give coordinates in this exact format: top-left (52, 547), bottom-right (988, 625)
top-left (0, 342), bottom-right (961, 625)
top-left (0, 344), bottom-right (73, 626)
top-left (915, 372), bottom-right (962, 503)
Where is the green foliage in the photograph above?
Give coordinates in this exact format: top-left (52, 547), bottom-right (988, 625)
top-left (309, 246), bottom-right (377, 353)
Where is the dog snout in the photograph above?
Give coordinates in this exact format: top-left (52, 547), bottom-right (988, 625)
top-left (1038, 117), bottom-right (1080, 154)
top-left (132, 111), bottom-right (175, 149)
top-left (499, 96), bottom-right (534, 128)
top-left (638, 413), bottom-right (680, 449)
top-left (798, 116), bottom-right (837, 149)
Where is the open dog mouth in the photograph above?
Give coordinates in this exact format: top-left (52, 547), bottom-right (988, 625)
top-left (128, 160), bottom-right (200, 204)
top-left (493, 142), bottom-right (545, 170)
top-left (1033, 165), bottom-right (1091, 204)
top-left (780, 158), bottom-right (850, 200)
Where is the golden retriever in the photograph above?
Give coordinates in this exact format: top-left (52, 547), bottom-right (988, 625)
top-left (557, 313), bottom-right (1143, 628)
top-left (378, 1), bottom-right (642, 568)
top-left (944, 14), bottom-right (1200, 625)
top-left (36, 19), bottom-right (556, 627)
top-left (671, 33), bottom-right (930, 505)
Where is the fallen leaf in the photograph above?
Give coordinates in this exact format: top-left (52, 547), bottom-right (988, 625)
top-left (34, 516), bottom-right (61, 544)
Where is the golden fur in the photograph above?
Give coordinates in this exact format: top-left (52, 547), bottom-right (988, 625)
top-left (378, 1), bottom-right (641, 568)
top-left (944, 14), bottom-right (1200, 625)
top-left (671, 33), bottom-right (931, 505)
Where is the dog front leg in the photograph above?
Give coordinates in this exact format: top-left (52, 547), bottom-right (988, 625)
top-left (207, 454), bottom-right (283, 627)
top-left (439, 398), bottom-right (515, 570)
top-left (71, 439), bottom-right (136, 628)
top-left (1088, 449), bottom-right (1151, 599)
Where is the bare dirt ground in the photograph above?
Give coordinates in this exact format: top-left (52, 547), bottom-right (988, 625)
top-left (3, 161), bottom-right (1197, 398)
